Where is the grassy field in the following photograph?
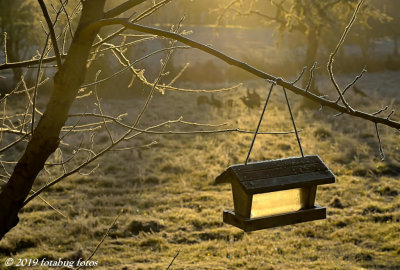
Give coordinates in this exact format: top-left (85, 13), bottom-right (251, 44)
top-left (0, 74), bottom-right (400, 269)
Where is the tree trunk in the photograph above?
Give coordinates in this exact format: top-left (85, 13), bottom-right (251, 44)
top-left (0, 0), bottom-right (106, 240)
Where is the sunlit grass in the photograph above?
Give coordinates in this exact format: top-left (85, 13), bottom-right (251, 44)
top-left (0, 75), bottom-right (399, 269)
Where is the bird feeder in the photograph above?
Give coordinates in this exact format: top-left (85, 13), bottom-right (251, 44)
top-left (215, 155), bottom-right (335, 232)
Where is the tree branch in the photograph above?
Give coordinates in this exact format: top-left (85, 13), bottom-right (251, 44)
top-left (104, 0), bottom-right (147, 19)
top-left (327, 0), bottom-right (365, 112)
top-left (81, 18), bottom-right (400, 130)
top-left (77, 209), bottom-right (124, 270)
top-left (37, 0), bottom-right (62, 68)
top-left (93, 0), bottom-right (172, 49)
top-left (0, 55), bottom-right (67, 71)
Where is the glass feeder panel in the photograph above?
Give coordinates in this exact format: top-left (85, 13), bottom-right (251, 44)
top-left (251, 188), bottom-right (302, 218)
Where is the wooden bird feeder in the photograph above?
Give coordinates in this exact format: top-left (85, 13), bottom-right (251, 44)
top-left (215, 155), bottom-right (335, 232)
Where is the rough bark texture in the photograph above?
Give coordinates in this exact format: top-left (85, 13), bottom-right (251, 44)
top-left (0, 0), bottom-right (106, 240)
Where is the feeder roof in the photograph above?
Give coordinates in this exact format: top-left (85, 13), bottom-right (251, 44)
top-left (215, 155), bottom-right (335, 194)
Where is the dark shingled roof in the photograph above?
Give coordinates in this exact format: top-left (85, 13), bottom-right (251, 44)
top-left (215, 155), bottom-right (335, 194)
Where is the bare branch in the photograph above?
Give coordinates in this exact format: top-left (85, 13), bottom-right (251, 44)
top-left (104, 0), bottom-right (147, 19)
top-left (0, 179), bottom-right (66, 218)
top-left (77, 209), bottom-right (124, 270)
top-left (305, 62), bottom-right (317, 92)
top-left (375, 123), bottom-right (385, 161)
top-left (68, 113), bottom-right (301, 136)
top-left (92, 0), bottom-right (172, 49)
top-left (387, 110), bottom-right (395, 120)
top-left (36, 194), bottom-right (67, 218)
top-left (327, 0), bottom-right (365, 112)
top-left (80, 19), bottom-right (400, 130)
top-left (132, 16), bottom-right (182, 128)
top-left (168, 62), bottom-right (189, 86)
top-left (37, 0), bottom-right (62, 68)
top-left (110, 141), bottom-right (157, 152)
top-left (335, 68), bottom-right (367, 103)
top-left (215, 0), bottom-right (241, 26)
top-left (85, 45), bottom-right (242, 93)
top-left (0, 134), bottom-right (29, 154)
top-left (0, 55), bottom-right (67, 71)
top-left (291, 66), bottom-right (307, 85)
top-left (166, 249), bottom-right (181, 270)
top-left (82, 45), bottom-right (190, 89)
top-left (3, 32), bottom-right (7, 64)
top-left (21, 75), bottom-right (44, 117)
top-left (93, 71), bottom-right (113, 143)
top-left (58, 0), bottom-right (73, 38)
top-left (23, 29), bottom-right (179, 205)
top-left (23, 112), bottom-right (301, 206)
top-left (0, 128), bottom-right (27, 136)
top-left (372, 106), bottom-right (389, 116)
top-left (31, 37), bottom-right (50, 135)
top-left (0, 99), bottom-right (7, 145)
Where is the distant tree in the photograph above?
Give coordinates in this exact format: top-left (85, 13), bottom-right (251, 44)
top-left (379, 0), bottom-right (400, 56)
top-left (344, 0), bottom-right (392, 61)
top-left (0, 0), bottom-right (41, 84)
top-left (214, 0), bottom-right (388, 90)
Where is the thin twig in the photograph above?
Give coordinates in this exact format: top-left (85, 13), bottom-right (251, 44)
top-left (291, 66), bottom-right (307, 85)
top-left (77, 209), bottom-right (124, 270)
top-left (80, 18), bottom-right (400, 130)
top-left (58, 113), bottom-right (85, 142)
top-left (131, 19), bottom-right (179, 129)
top-left (305, 62), bottom-right (317, 92)
top-left (92, 0), bottom-right (172, 49)
top-left (23, 30), bottom-right (182, 205)
top-left (386, 110), bottom-right (395, 120)
top-left (32, 1), bottom-right (65, 135)
top-left (93, 71), bottom-right (114, 143)
top-left (23, 111), bottom-right (302, 206)
top-left (168, 62), bottom-right (190, 86)
top-left (0, 56), bottom-right (67, 71)
top-left (104, 0), bottom-right (146, 18)
top-left (166, 249), bottom-right (181, 270)
top-left (68, 113), bottom-right (301, 136)
top-left (37, 0), bottom-right (62, 68)
top-left (0, 134), bottom-right (29, 154)
top-left (372, 106), bottom-right (389, 116)
top-left (37, 194), bottom-right (67, 218)
top-left (31, 37), bottom-right (49, 135)
top-left (327, 0), bottom-right (365, 112)
top-left (3, 32), bottom-right (7, 64)
top-left (81, 45), bottom-right (190, 89)
top-left (0, 179), bottom-right (66, 218)
top-left (110, 141), bottom-right (157, 151)
top-left (375, 123), bottom-right (385, 161)
top-left (58, 0), bottom-right (73, 38)
top-left (335, 68), bottom-right (367, 103)
top-left (0, 99), bottom-right (6, 145)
